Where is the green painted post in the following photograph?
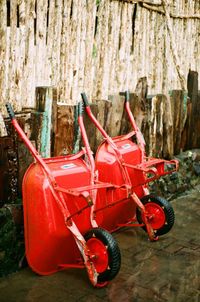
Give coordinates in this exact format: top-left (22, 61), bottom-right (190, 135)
top-left (35, 87), bottom-right (53, 158)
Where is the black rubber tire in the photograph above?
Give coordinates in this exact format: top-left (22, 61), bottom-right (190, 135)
top-left (84, 227), bottom-right (121, 283)
top-left (136, 195), bottom-right (175, 236)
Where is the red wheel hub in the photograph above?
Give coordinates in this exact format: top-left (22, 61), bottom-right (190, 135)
top-left (87, 238), bottom-right (109, 273)
top-left (142, 202), bottom-right (166, 229)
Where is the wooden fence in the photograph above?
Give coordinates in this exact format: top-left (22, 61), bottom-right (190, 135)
top-left (0, 0), bottom-right (200, 115)
top-left (1, 70), bottom-right (199, 205)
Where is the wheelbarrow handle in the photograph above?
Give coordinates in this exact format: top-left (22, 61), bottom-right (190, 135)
top-left (125, 91), bottom-right (130, 102)
top-left (78, 101), bottom-right (83, 116)
top-left (5, 103), bottom-right (15, 120)
top-left (119, 91), bottom-right (130, 102)
top-left (81, 92), bottom-right (89, 107)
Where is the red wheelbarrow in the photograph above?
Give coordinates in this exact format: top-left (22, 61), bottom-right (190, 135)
top-left (81, 92), bottom-right (179, 241)
top-left (5, 103), bottom-right (121, 287)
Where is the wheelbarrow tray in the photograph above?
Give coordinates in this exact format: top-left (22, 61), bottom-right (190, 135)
top-left (22, 155), bottom-right (92, 275)
top-left (95, 186), bottom-right (136, 232)
top-left (96, 136), bottom-right (177, 198)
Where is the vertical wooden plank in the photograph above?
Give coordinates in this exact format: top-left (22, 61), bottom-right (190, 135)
top-left (70, 0), bottom-right (82, 103)
top-left (148, 10), bottom-right (156, 91)
top-left (51, 0), bottom-right (63, 87)
top-left (94, 0), bottom-right (110, 99)
top-left (77, 1), bottom-right (87, 96)
top-left (46, 0), bottom-right (55, 87)
top-left (120, 92), bottom-right (147, 139)
top-left (157, 14), bottom-right (165, 94)
top-left (35, 0), bottom-right (48, 85)
top-left (149, 95), bottom-right (164, 157)
top-left (84, 0), bottom-right (97, 100)
top-left (17, 0), bottom-right (26, 110)
top-left (107, 1), bottom-right (121, 94)
top-left (106, 95), bottom-right (124, 137)
top-left (186, 70), bottom-right (200, 149)
top-left (22, 0), bottom-right (36, 108)
top-left (0, 0), bottom-right (7, 116)
top-left (163, 94), bottom-right (174, 158)
top-left (54, 104), bottom-right (75, 156)
top-left (117, 2), bottom-right (133, 92)
top-left (162, 0), bottom-right (187, 91)
top-left (170, 90), bottom-right (187, 154)
top-left (82, 102), bottom-right (98, 152)
top-left (162, 20), bottom-right (168, 93)
top-left (59, 0), bottom-right (73, 102)
top-left (8, 0), bottom-right (20, 111)
top-left (35, 87), bottom-right (54, 157)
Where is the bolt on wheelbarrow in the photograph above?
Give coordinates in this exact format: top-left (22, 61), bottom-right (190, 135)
top-left (5, 102), bottom-right (121, 287)
top-left (81, 92), bottom-right (179, 241)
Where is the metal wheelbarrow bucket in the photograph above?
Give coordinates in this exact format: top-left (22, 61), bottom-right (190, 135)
top-left (5, 103), bottom-right (121, 288)
top-left (81, 92), bottom-right (179, 241)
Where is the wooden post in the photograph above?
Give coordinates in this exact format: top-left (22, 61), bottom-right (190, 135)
top-left (105, 95), bottom-right (124, 137)
top-left (0, 0), bottom-right (7, 115)
top-left (81, 102), bottom-right (99, 153)
top-left (0, 113), bottom-right (34, 203)
top-left (186, 70), bottom-right (200, 149)
top-left (54, 104), bottom-right (75, 156)
top-left (169, 90), bottom-right (187, 155)
top-left (148, 95), bottom-right (164, 157)
top-left (163, 94), bottom-right (173, 158)
top-left (35, 87), bottom-right (55, 158)
top-left (120, 92), bottom-right (147, 153)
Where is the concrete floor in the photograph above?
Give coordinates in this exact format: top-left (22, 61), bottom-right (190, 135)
top-left (0, 187), bottom-right (199, 302)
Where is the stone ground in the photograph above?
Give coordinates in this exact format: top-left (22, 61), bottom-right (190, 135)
top-left (0, 186), bottom-right (199, 302)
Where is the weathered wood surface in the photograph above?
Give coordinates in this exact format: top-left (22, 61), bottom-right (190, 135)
top-left (0, 113), bottom-right (35, 205)
top-left (120, 93), bottom-right (147, 135)
top-left (75, 88), bottom-right (189, 158)
top-left (35, 87), bottom-right (55, 157)
top-left (53, 104), bottom-right (75, 156)
top-left (0, 137), bottom-right (18, 205)
top-left (169, 90), bottom-right (187, 155)
top-left (0, 113), bottom-right (7, 137)
top-left (1, 81), bottom-right (200, 205)
top-left (185, 70), bottom-right (200, 149)
top-left (0, 0), bottom-right (199, 117)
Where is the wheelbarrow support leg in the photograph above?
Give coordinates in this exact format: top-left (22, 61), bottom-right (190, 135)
top-left (131, 192), bottom-right (158, 241)
top-left (67, 222), bottom-right (98, 286)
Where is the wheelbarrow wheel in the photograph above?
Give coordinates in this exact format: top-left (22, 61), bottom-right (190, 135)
top-left (136, 195), bottom-right (175, 236)
top-left (84, 227), bottom-right (121, 284)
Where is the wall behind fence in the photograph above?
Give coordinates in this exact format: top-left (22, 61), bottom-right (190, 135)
top-left (0, 0), bottom-right (200, 114)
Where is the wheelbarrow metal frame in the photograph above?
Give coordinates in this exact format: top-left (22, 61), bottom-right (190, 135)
top-left (5, 103), bottom-right (121, 287)
top-left (81, 92), bottom-right (178, 241)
